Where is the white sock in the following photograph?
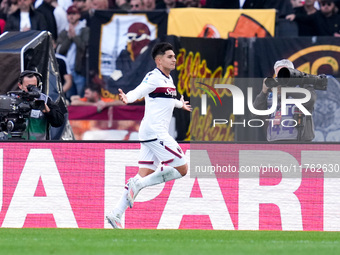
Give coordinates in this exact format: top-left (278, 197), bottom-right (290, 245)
top-left (137, 166), bottom-right (183, 191)
top-left (113, 185), bottom-right (129, 218)
top-left (113, 174), bottom-right (143, 217)
top-left (133, 174), bottom-right (142, 182)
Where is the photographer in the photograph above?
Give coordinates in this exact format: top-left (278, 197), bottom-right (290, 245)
top-left (253, 59), bottom-right (317, 142)
top-left (16, 70), bottom-right (64, 140)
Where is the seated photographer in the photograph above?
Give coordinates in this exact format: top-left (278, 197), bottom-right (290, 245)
top-left (17, 70), bottom-right (65, 140)
top-left (253, 59), bottom-right (317, 142)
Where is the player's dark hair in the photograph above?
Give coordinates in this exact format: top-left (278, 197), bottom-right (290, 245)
top-left (151, 42), bottom-right (174, 60)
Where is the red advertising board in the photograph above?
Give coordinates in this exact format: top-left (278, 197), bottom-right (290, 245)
top-left (0, 142), bottom-right (339, 231)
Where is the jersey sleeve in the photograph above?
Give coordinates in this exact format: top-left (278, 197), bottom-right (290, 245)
top-left (126, 72), bottom-right (158, 103)
top-left (174, 99), bottom-right (183, 108)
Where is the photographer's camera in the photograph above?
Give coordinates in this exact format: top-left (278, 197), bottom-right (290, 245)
top-left (264, 68), bottom-right (328, 91)
top-left (277, 67), bottom-right (328, 90)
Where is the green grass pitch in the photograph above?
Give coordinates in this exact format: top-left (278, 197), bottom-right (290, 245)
top-left (0, 228), bottom-right (339, 255)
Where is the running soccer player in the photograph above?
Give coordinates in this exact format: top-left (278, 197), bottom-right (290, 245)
top-left (106, 42), bottom-right (192, 229)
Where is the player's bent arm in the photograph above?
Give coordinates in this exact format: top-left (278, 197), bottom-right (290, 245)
top-left (126, 83), bottom-right (157, 103)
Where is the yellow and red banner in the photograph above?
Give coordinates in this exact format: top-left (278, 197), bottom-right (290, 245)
top-left (167, 8), bottom-right (276, 38)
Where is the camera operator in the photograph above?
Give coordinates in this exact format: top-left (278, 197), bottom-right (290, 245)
top-left (16, 70), bottom-right (65, 140)
top-left (253, 59), bottom-right (317, 142)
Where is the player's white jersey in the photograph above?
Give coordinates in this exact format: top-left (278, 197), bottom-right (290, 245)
top-left (126, 68), bottom-right (183, 141)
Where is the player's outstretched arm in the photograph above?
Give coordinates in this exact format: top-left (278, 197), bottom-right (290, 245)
top-left (180, 95), bottom-right (192, 112)
top-left (118, 88), bottom-right (128, 104)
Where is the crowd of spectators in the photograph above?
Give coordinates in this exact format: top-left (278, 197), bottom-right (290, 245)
top-left (0, 0), bottom-right (338, 100)
top-left (286, 0), bottom-right (340, 36)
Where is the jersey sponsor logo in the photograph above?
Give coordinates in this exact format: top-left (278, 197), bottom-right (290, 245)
top-left (149, 87), bottom-right (177, 98)
top-left (165, 88), bottom-right (176, 97)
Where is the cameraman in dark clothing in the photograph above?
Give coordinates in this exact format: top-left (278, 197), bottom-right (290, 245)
top-left (253, 59), bottom-right (317, 142)
top-left (16, 70), bottom-right (64, 140)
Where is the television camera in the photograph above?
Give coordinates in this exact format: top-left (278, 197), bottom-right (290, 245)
top-left (0, 85), bottom-right (45, 139)
top-left (265, 67), bottom-right (328, 91)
